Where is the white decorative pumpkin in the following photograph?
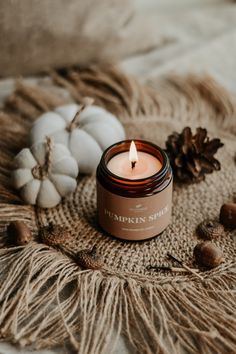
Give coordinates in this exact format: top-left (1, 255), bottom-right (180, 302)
top-left (12, 137), bottom-right (79, 208)
top-left (30, 99), bottom-right (125, 174)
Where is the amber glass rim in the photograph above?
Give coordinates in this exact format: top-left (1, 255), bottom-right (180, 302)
top-left (100, 139), bottom-right (169, 184)
top-left (96, 140), bottom-right (172, 197)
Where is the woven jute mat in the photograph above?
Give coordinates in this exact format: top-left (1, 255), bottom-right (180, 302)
top-left (0, 66), bottom-right (235, 354)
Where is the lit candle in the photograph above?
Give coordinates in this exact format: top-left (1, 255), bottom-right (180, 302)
top-left (107, 141), bottom-right (162, 180)
top-left (96, 140), bottom-right (173, 241)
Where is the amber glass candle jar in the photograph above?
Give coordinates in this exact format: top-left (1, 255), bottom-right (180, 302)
top-left (96, 140), bottom-right (173, 241)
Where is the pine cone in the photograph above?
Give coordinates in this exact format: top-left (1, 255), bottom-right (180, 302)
top-left (166, 127), bottom-right (224, 183)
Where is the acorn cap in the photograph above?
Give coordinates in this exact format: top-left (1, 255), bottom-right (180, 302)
top-left (40, 223), bottom-right (71, 246)
top-left (76, 246), bottom-right (103, 270)
top-left (196, 220), bottom-right (224, 240)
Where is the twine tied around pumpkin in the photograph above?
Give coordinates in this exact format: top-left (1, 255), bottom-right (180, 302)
top-left (67, 97), bottom-right (94, 132)
top-left (32, 136), bottom-right (53, 180)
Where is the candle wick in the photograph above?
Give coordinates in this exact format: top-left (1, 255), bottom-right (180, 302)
top-left (131, 161), bottom-right (136, 169)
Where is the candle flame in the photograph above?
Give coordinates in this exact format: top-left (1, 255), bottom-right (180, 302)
top-left (129, 141), bottom-right (138, 164)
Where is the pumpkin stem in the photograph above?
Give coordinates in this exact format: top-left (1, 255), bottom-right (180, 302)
top-left (67, 97), bottom-right (94, 132)
top-left (32, 136), bottom-right (54, 180)
top-left (32, 165), bottom-right (44, 180)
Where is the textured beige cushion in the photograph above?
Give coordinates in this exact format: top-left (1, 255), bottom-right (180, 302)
top-left (0, 0), bottom-right (161, 76)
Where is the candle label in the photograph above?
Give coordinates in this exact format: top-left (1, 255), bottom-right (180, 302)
top-left (97, 180), bottom-right (172, 241)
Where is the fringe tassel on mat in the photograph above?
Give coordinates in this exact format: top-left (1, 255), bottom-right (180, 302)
top-left (0, 244), bottom-right (235, 353)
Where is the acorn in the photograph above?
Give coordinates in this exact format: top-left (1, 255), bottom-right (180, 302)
top-left (76, 246), bottom-right (103, 270)
top-left (196, 220), bottom-right (224, 240)
top-left (7, 221), bottom-right (32, 246)
top-left (194, 241), bottom-right (224, 268)
top-left (220, 203), bottom-right (236, 229)
top-left (39, 223), bottom-right (71, 246)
